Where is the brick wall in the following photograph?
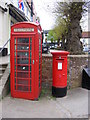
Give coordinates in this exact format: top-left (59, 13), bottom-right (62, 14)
top-left (42, 54), bottom-right (88, 90)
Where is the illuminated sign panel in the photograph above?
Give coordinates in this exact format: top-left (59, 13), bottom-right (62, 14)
top-left (14, 28), bottom-right (34, 32)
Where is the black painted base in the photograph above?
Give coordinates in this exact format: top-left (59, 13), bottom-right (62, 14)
top-left (52, 86), bottom-right (67, 97)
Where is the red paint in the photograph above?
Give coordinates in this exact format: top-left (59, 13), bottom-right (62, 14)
top-left (51, 50), bottom-right (69, 88)
top-left (10, 22), bottom-right (42, 100)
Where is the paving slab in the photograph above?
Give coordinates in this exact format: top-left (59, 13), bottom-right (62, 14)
top-left (56, 87), bottom-right (88, 118)
top-left (2, 96), bottom-right (65, 118)
top-left (1, 87), bottom-right (89, 118)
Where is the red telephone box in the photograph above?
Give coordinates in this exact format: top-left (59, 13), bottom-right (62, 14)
top-left (10, 22), bottom-right (42, 100)
top-left (51, 50), bottom-right (69, 97)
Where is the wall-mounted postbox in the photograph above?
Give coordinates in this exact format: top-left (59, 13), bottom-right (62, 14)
top-left (51, 50), bottom-right (69, 97)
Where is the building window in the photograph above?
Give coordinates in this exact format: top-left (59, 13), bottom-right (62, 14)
top-left (27, 8), bottom-right (28, 16)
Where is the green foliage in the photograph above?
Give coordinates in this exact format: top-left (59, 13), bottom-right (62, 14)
top-left (48, 17), bottom-right (68, 43)
top-left (54, 17), bottom-right (68, 39)
top-left (48, 30), bottom-right (54, 42)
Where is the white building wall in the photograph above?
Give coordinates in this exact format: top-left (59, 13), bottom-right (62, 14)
top-left (0, 0), bottom-right (32, 54)
top-left (10, 0), bottom-right (18, 8)
top-left (88, 12), bottom-right (90, 31)
top-left (5, 0), bottom-right (31, 21)
top-left (0, 10), bottom-right (4, 48)
top-left (0, 9), bottom-right (10, 53)
top-left (23, 0), bottom-right (31, 21)
top-left (33, 3), bottom-right (37, 22)
top-left (0, 0), bottom-right (10, 50)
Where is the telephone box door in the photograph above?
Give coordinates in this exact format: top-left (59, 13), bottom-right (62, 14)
top-left (11, 35), bottom-right (35, 99)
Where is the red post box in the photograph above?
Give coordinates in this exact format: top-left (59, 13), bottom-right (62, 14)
top-left (10, 22), bottom-right (42, 100)
top-left (51, 50), bottom-right (69, 97)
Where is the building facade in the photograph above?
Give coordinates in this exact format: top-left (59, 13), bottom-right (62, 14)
top-left (43, 30), bottom-right (50, 43)
top-left (81, 32), bottom-right (90, 51)
top-left (0, 0), bottom-right (37, 55)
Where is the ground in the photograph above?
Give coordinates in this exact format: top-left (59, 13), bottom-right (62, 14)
top-left (0, 87), bottom-right (89, 119)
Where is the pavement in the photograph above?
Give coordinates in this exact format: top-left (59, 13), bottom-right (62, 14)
top-left (0, 87), bottom-right (89, 119)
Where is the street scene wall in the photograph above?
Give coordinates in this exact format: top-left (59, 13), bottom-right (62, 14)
top-left (42, 54), bottom-right (88, 90)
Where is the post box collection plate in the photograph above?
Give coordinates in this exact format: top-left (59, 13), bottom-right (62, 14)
top-left (58, 62), bottom-right (62, 70)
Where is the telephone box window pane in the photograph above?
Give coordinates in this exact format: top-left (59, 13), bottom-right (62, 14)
top-left (39, 45), bottom-right (41, 50)
top-left (15, 39), bottom-right (16, 44)
top-left (17, 58), bottom-right (29, 64)
top-left (17, 38), bottom-right (29, 44)
top-left (15, 72), bottom-right (16, 77)
top-left (39, 39), bottom-right (41, 88)
top-left (23, 86), bottom-right (29, 91)
top-left (39, 52), bottom-right (41, 56)
top-left (15, 58), bottom-right (16, 64)
top-left (17, 85), bottom-right (23, 91)
top-left (15, 45), bottom-right (16, 50)
top-left (15, 78), bottom-right (16, 84)
top-left (17, 65), bottom-right (29, 71)
top-left (17, 52), bottom-right (29, 57)
top-left (30, 86), bottom-right (31, 92)
top-left (17, 72), bottom-right (29, 78)
top-left (15, 65), bottom-right (16, 70)
top-left (39, 39), bottom-right (41, 45)
top-left (17, 85), bottom-right (29, 92)
top-left (17, 45), bottom-right (29, 50)
top-left (39, 59), bottom-right (41, 64)
top-left (30, 66), bottom-right (32, 71)
top-left (15, 52), bottom-right (16, 56)
top-left (30, 59), bottom-right (31, 64)
top-left (17, 79), bottom-right (28, 85)
top-left (30, 80), bottom-right (31, 85)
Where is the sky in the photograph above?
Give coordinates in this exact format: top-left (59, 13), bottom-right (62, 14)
top-left (33, 0), bottom-right (88, 31)
top-left (33, 0), bottom-right (57, 30)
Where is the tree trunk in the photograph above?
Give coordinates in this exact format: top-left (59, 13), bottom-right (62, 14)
top-left (66, 19), bottom-right (83, 54)
top-left (61, 34), bottom-right (65, 50)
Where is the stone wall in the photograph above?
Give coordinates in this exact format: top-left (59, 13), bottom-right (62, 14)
top-left (42, 54), bottom-right (88, 90)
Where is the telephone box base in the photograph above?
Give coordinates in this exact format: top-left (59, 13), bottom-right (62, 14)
top-left (52, 86), bottom-right (67, 97)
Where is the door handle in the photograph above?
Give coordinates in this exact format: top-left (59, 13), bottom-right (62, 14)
top-left (33, 60), bottom-right (34, 64)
